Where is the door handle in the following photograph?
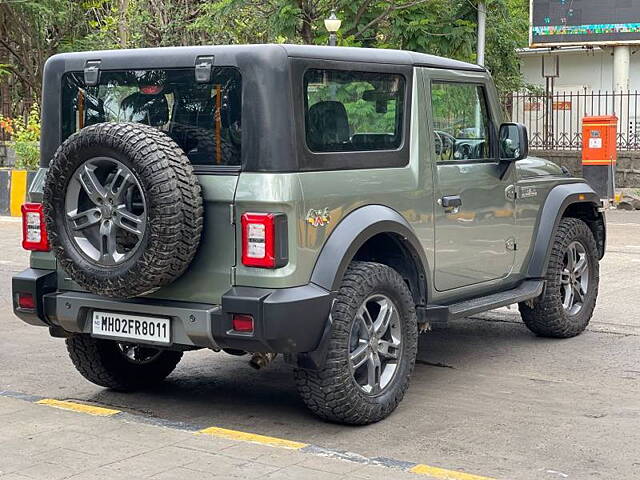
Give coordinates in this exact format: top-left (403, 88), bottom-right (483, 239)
top-left (440, 195), bottom-right (462, 209)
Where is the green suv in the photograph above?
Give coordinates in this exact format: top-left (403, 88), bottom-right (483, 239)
top-left (12, 45), bottom-right (606, 424)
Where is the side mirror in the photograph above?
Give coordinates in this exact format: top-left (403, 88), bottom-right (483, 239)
top-left (499, 122), bottom-right (528, 161)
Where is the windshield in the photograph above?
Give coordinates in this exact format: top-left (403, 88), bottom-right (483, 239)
top-left (61, 68), bottom-right (242, 167)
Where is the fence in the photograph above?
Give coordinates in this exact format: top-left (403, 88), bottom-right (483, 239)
top-left (502, 91), bottom-right (640, 152)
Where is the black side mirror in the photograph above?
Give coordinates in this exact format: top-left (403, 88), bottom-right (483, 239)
top-left (499, 122), bottom-right (528, 161)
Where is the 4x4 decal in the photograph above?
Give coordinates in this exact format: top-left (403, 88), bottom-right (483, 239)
top-left (306, 208), bottom-right (331, 227)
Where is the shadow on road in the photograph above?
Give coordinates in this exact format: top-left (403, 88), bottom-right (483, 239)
top-left (78, 316), bottom-right (546, 430)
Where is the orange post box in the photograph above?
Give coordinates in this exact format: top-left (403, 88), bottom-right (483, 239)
top-left (582, 115), bottom-right (617, 200)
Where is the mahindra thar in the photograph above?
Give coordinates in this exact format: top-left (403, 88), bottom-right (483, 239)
top-left (12, 45), bottom-right (605, 424)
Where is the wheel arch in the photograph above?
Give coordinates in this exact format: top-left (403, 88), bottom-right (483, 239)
top-left (526, 183), bottom-right (605, 278)
top-left (310, 205), bottom-right (429, 306)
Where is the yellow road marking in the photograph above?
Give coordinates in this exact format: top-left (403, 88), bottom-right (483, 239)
top-left (198, 426), bottom-right (307, 450)
top-left (37, 398), bottom-right (121, 416)
top-left (410, 464), bottom-right (496, 480)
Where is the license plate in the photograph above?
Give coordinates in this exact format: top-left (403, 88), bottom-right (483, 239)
top-left (92, 311), bottom-right (170, 344)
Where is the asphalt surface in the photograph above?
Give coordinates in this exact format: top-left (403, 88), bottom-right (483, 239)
top-left (1, 210), bottom-right (640, 480)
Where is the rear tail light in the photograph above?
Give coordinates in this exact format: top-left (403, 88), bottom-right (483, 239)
top-left (17, 293), bottom-right (35, 310)
top-left (231, 314), bottom-right (254, 333)
top-left (241, 213), bottom-right (288, 268)
top-left (21, 203), bottom-right (50, 251)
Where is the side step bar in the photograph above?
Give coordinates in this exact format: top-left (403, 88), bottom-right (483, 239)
top-left (426, 280), bottom-right (544, 327)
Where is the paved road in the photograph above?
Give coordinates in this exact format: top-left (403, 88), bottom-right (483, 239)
top-left (1, 211), bottom-right (639, 480)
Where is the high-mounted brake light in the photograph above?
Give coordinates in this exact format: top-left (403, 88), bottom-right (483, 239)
top-left (21, 203), bottom-right (50, 252)
top-left (241, 212), bottom-right (288, 268)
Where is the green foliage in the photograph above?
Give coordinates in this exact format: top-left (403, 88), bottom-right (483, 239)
top-left (309, 80), bottom-right (398, 134)
top-left (0, 105), bottom-right (41, 171)
top-left (1, 0), bottom-right (531, 111)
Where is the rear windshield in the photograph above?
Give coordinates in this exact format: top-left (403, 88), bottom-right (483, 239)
top-left (61, 68), bottom-right (242, 167)
top-left (304, 69), bottom-right (405, 153)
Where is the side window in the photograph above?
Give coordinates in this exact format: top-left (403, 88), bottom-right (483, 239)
top-left (430, 82), bottom-right (491, 162)
top-left (304, 69), bottom-right (405, 152)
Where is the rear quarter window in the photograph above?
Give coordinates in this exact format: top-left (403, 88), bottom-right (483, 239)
top-left (61, 67), bottom-right (242, 168)
top-left (304, 69), bottom-right (405, 153)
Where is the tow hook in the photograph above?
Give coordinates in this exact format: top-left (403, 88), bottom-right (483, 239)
top-left (249, 352), bottom-right (277, 370)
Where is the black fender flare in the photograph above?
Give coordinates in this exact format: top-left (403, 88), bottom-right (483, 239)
top-left (294, 205), bottom-right (429, 370)
top-left (526, 182), bottom-right (603, 278)
top-left (310, 204), bottom-right (430, 303)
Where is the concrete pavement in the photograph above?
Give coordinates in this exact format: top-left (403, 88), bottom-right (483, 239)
top-left (0, 394), bottom-right (434, 480)
top-left (1, 211), bottom-right (640, 479)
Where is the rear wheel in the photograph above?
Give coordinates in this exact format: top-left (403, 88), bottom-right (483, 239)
top-left (519, 217), bottom-right (599, 338)
top-left (294, 262), bottom-right (418, 425)
top-left (66, 335), bottom-right (183, 391)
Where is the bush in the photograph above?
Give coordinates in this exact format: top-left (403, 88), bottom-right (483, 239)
top-left (0, 105), bottom-right (40, 171)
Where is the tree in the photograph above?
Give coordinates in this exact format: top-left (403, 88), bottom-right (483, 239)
top-left (0, 0), bottom-right (531, 109)
top-left (0, 1), bottom-right (88, 105)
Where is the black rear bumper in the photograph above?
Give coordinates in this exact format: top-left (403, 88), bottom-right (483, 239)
top-left (12, 268), bottom-right (333, 355)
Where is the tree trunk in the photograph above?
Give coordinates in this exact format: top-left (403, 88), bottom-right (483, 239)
top-left (118, 0), bottom-right (129, 47)
top-left (297, 0), bottom-right (315, 44)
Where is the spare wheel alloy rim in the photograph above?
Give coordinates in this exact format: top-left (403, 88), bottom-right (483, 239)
top-left (64, 157), bottom-right (147, 266)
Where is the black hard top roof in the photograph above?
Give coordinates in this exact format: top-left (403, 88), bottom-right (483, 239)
top-left (47, 43), bottom-right (485, 72)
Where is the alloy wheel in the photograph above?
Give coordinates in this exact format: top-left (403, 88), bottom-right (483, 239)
top-left (561, 240), bottom-right (590, 315)
top-left (117, 343), bottom-right (162, 365)
top-left (348, 295), bottom-right (403, 396)
top-left (64, 157), bottom-right (146, 266)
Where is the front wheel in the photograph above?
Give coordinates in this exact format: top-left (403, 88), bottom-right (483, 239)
top-left (66, 335), bottom-right (183, 391)
top-left (519, 217), bottom-right (600, 338)
top-left (294, 262), bottom-right (418, 425)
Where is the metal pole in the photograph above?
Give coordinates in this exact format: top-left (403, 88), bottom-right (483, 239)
top-left (329, 33), bottom-right (337, 47)
top-left (477, 1), bottom-right (487, 66)
top-left (613, 45), bottom-right (630, 92)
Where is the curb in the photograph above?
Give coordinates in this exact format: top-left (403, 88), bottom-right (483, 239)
top-left (0, 169), bottom-right (36, 216)
top-left (0, 389), bottom-right (497, 480)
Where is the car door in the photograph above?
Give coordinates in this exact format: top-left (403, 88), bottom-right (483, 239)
top-left (424, 69), bottom-right (516, 291)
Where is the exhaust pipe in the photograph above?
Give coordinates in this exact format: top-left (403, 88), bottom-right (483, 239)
top-left (249, 352), bottom-right (277, 370)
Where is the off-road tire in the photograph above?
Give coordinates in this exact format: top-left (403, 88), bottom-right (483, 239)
top-left (66, 335), bottom-right (183, 391)
top-left (44, 122), bottom-right (203, 298)
top-left (519, 217), bottom-right (599, 338)
top-left (294, 262), bottom-right (418, 425)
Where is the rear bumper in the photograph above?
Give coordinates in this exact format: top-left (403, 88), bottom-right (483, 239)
top-left (12, 268), bottom-right (333, 354)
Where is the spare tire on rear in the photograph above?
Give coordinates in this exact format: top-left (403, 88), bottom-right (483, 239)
top-left (44, 122), bottom-right (203, 298)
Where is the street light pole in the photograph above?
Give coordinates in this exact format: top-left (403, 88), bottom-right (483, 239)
top-left (477, 1), bottom-right (486, 66)
top-left (324, 10), bottom-right (342, 46)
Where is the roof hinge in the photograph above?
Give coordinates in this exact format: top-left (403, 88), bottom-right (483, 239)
top-left (195, 55), bottom-right (215, 83)
top-left (83, 60), bottom-right (101, 86)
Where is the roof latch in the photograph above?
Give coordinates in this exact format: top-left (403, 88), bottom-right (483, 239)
top-left (83, 60), bottom-right (101, 86)
top-left (195, 55), bottom-right (214, 83)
